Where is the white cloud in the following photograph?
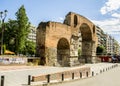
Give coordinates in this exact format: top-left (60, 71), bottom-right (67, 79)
top-left (92, 18), bottom-right (120, 34)
top-left (99, 0), bottom-right (120, 30)
top-left (100, 0), bottom-right (120, 14)
top-left (101, 7), bottom-right (107, 14)
top-left (112, 13), bottom-right (120, 18)
top-left (97, 0), bottom-right (120, 42)
top-left (52, 17), bottom-right (64, 23)
top-left (92, 18), bottom-right (120, 42)
top-left (59, 17), bottom-right (64, 21)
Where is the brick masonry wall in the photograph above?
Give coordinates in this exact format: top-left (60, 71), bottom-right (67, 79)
top-left (32, 67), bottom-right (90, 82)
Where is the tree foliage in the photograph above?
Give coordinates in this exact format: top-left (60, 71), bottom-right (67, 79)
top-left (23, 41), bottom-right (36, 56)
top-left (15, 5), bottom-right (30, 54)
top-left (3, 5), bottom-right (33, 55)
top-left (4, 19), bottom-right (18, 52)
top-left (96, 45), bottom-right (105, 55)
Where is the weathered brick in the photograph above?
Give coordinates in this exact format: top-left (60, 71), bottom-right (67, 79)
top-left (36, 12), bottom-right (97, 66)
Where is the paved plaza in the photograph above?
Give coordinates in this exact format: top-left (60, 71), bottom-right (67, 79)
top-left (0, 63), bottom-right (118, 86)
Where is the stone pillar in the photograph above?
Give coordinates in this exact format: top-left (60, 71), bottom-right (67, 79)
top-left (69, 36), bottom-right (79, 66)
top-left (82, 41), bottom-right (92, 63)
top-left (91, 41), bottom-right (96, 63)
top-left (69, 56), bottom-right (78, 66)
top-left (45, 48), bottom-right (57, 66)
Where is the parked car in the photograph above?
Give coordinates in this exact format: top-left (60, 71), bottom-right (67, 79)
top-left (111, 56), bottom-right (118, 63)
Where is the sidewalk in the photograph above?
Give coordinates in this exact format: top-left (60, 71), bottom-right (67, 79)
top-left (30, 63), bottom-right (118, 86)
top-left (85, 63), bottom-right (118, 76)
top-left (0, 63), bottom-right (118, 86)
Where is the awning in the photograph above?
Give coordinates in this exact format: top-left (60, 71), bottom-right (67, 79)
top-left (4, 50), bottom-right (15, 55)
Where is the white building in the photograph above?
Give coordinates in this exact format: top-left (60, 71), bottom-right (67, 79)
top-left (106, 35), bottom-right (114, 55)
top-left (27, 25), bottom-right (36, 42)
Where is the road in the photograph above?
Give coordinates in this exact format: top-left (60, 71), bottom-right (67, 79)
top-left (52, 64), bottom-right (120, 86)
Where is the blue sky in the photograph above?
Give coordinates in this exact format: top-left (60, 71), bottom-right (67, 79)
top-left (0, 0), bottom-right (106, 25)
top-left (0, 0), bottom-right (120, 42)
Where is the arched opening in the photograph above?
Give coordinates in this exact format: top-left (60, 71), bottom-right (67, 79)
top-left (57, 38), bottom-right (70, 66)
top-left (93, 25), bottom-right (95, 34)
top-left (79, 23), bottom-right (92, 63)
top-left (74, 15), bottom-right (78, 27)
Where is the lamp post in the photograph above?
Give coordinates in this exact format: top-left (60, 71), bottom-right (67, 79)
top-left (0, 10), bottom-right (8, 55)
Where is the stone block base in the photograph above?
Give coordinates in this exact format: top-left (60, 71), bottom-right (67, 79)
top-left (32, 66), bottom-right (90, 82)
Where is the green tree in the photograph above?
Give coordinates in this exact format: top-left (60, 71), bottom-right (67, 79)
top-left (15, 5), bottom-right (30, 54)
top-left (23, 41), bottom-right (36, 56)
top-left (3, 5), bottom-right (34, 55)
top-left (96, 45), bottom-right (105, 55)
top-left (4, 19), bottom-right (18, 52)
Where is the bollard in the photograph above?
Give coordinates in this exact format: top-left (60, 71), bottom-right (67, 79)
top-left (61, 73), bottom-right (64, 81)
top-left (86, 72), bottom-right (88, 77)
top-left (1, 75), bottom-right (4, 86)
top-left (28, 75), bottom-right (31, 85)
top-left (72, 73), bottom-right (74, 79)
top-left (106, 68), bottom-right (107, 71)
top-left (100, 70), bottom-right (102, 73)
top-left (47, 74), bottom-right (50, 83)
top-left (113, 65), bottom-right (114, 68)
top-left (92, 71), bottom-right (94, 76)
top-left (80, 72), bottom-right (82, 78)
top-left (103, 69), bottom-right (105, 72)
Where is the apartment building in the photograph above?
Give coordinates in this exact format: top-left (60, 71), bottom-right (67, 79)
top-left (27, 25), bottom-right (36, 42)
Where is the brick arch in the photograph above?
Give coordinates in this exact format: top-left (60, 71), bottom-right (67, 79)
top-left (80, 23), bottom-right (92, 41)
top-left (36, 12), bottom-right (97, 66)
top-left (64, 12), bottom-right (97, 63)
top-left (57, 38), bottom-right (70, 66)
top-left (79, 23), bottom-right (93, 63)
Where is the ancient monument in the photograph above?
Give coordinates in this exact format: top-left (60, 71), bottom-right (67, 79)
top-left (36, 12), bottom-right (97, 67)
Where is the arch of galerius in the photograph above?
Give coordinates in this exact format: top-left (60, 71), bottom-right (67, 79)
top-left (36, 12), bottom-right (97, 66)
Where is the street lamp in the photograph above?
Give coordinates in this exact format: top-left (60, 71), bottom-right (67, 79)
top-left (0, 10), bottom-right (8, 55)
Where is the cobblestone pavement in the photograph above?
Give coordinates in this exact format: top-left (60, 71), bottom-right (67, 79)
top-left (52, 64), bottom-right (120, 86)
top-left (0, 63), bottom-right (117, 86)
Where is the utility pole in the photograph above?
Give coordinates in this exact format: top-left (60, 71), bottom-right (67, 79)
top-left (0, 10), bottom-right (8, 55)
